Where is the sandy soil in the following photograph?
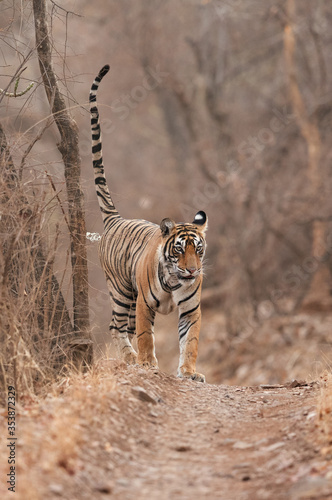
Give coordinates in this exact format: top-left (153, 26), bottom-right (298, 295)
top-left (2, 361), bottom-right (332, 500)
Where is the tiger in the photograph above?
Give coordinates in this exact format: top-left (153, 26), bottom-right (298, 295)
top-left (90, 64), bottom-right (208, 382)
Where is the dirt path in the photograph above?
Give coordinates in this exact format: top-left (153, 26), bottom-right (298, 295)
top-left (1, 362), bottom-right (332, 500)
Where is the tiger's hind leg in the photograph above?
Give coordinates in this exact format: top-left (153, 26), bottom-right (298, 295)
top-left (109, 295), bottom-right (137, 365)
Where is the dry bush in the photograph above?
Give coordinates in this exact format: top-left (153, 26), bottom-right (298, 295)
top-left (0, 171), bottom-right (74, 402)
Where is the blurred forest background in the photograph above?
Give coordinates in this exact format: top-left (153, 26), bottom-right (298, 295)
top-left (1, 0), bottom-right (332, 389)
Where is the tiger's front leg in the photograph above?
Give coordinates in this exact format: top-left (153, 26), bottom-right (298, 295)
top-left (136, 294), bottom-right (158, 368)
top-left (177, 303), bottom-right (205, 383)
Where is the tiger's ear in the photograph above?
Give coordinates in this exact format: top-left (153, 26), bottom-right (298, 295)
top-left (193, 211), bottom-right (208, 234)
top-left (160, 218), bottom-right (176, 236)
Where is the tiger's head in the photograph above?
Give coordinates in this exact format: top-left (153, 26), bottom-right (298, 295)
top-left (160, 211), bottom-right (208, 282)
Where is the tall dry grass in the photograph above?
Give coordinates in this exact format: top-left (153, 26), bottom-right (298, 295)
top-left (0, 164), bottom-right (76, 403)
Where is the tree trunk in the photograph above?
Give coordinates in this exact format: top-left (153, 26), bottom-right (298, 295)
top-left (32, 0), bottom-right (90, 336)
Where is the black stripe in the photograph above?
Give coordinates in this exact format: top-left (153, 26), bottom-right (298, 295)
top-left (99, 64), bottom-right (110, 78)
top-left (178, 283), bottom-right (200, 306)
top-left (179, 303), bottom-right (199, 320)
top-left (109, 325), bottom-right (127, 333)
top-left (179, 319), bottom-right (198, 341)
top-left (112, 297), bottom-right (131, 310)
top-left (147, 272), bottom-right (160, 308)
top-left (96, 190), bottom-right (112, 205)
top-left (95, 176), bottom-right (106, 185)
top-left (92, 143), bottom-right (102, 154)
top-left (137, 330), bottom-right (151, 339)
top-left (179, 322), bottom-right (190, 341)
top-left (139, 284), bottom-right (155, 313)
top-left (112, 311), bottom-right (129, 317)
top-left (93, 158), bottom-right (103, 168)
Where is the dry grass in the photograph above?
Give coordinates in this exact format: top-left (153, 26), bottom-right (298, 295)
top-left (0, 362), bottom-right (118, 499)
top-left (0, 171), bottom-right (74, 403)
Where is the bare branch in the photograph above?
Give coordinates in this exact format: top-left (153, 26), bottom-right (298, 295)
top-left (19, 88), bottom-right (56, 180)
top-left (0, 50), bottom-right (35, 106)
top-left (49, 0), bottom-right (83, 18)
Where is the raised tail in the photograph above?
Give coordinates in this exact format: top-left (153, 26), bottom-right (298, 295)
top-left (90, 64), bottom-right (120, 224)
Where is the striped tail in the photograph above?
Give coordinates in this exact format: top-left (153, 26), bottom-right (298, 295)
top-left (90, 64), bottom-right (120, 224)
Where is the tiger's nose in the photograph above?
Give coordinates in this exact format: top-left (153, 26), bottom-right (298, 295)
top-left (187, 267), bottom-right (197, 274)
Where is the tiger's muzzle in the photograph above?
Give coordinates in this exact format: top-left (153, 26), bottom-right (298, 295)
top-left (176, 266), bottom-right (201, 281)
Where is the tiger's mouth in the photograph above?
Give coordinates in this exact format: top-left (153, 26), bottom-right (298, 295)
top-left (175, 267), bottom-right (200, 281)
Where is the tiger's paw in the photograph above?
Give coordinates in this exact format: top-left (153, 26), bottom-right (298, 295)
top-left (178, 371), bottom-right (206, 383)
top-left (137, 354), bottom-right (158, 370)
top-left (124, 351), bottom-right (138, 365)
